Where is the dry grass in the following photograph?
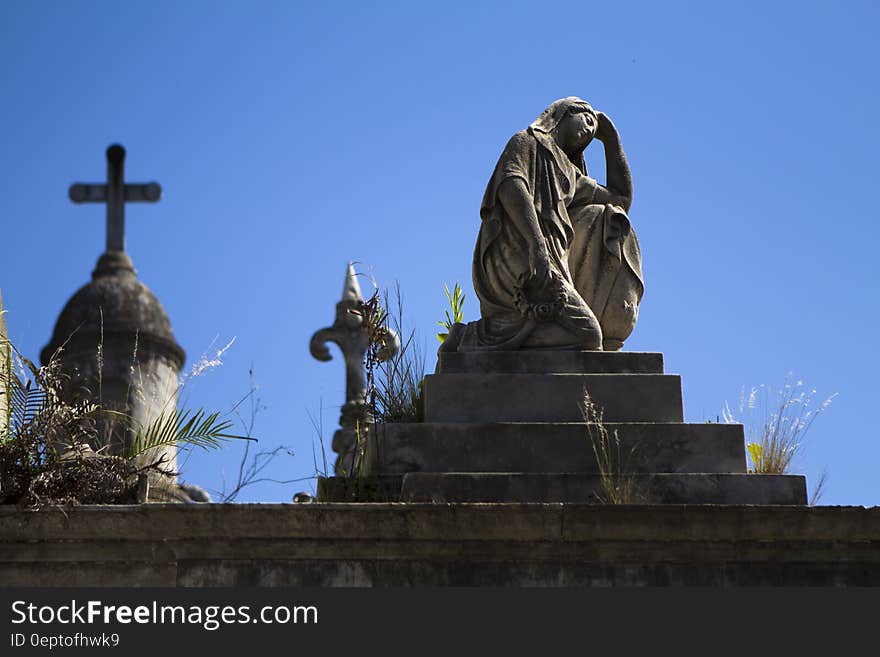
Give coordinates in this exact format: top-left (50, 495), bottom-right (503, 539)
top-left (0, 342), bottom-right (143, 505)
top-left (723, 374), bottom-right (835, 475)
top-left (581, 390), bottom-right (645, 504)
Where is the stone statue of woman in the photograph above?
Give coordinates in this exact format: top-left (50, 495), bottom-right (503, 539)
top-left (444, 97), bottom-right (643, 352)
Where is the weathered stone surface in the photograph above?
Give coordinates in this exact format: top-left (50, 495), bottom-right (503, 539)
top-left (317, 475), bottom-right (403, 503)
top-left (319, 473), bottom-right (805, 505)
top-left (174, 558), bottom-right (880, 587)
top-left (424, 373), bottom-right (683, 422)
top-left (397, 473), bottom-right (807, 505)
top-left (1, 562), bottom-right (177, 587)
top-left (367, 422), bottom-right (746, 474)
top-left (373, 347), bottom-right (788, 506)
top-left (1, 504), bottom-right (878, 586)
top-left (437, 350), bottom-right (663, 374)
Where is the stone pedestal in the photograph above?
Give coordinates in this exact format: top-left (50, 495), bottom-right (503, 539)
top-left (319, 351), bottom-right (806, 504)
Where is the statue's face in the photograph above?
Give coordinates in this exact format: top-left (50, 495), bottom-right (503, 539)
top-left (555, 110), bottom-right (596, 152)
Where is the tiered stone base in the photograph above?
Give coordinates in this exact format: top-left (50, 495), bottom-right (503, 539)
top-left (320, 351), bottom-right (806, 504)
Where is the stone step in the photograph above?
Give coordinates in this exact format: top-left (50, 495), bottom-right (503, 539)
top-left (437, 350), bottom-right (665, 374)
top-left (367, 422), bottom-right (746, 475)
top-left (423, 373), bottom-right (683, 422)
top-left (397, 473), bottom-right (806, 505)
top-left (317, 473), bottom-right (807, 505)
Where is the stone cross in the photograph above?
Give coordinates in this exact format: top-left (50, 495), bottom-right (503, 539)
top-left (310, 263), bottom-right (397, 425)
top-left (68, 144), bottom-right (162, 252)
top-left (310, 263), bottom-right (400, 474)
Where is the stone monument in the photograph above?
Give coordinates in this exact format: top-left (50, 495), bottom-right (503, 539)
top-left (41, 145), bottom-right (190, 501)
top-left (319, 98), bottom-right (806, 505)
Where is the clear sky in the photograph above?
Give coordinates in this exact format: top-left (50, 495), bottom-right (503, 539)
top-left (2, 1), bottom-right (878, 505)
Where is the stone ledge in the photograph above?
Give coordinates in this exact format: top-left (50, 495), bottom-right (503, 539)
top-left (368, 422), bottom-right (746, 474)
top-left (396, 473), bottom-right (806, 505)
top-left (437, 350), bottom-right (665, 374)
top-left (6, 503), bottom-right (879, 540)
top-left (319, 473), bottom-right (804, 504)
top-left (423, 373), bottom-right (684, 422)
top-left (1, 504), bottom-right (879, 585)
top-left (0, 504), bottom-right (878, 586)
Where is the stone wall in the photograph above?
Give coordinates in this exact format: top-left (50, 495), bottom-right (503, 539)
top-left (1, 504), bottom-right (879, 586)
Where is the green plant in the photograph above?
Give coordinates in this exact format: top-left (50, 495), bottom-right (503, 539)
top-left (0, 333), bottom-right (249, 506)
top-left (364, 283), bottom-right (425, 424)
top-left (745, 442), bottom-right (764, 472)
top-left (125, 408), bottom-right (241, 460)
top-left (722, 374), bottom-right (835, 476)
top-left (351, 418), bottom-right (369, 478)
top-left (436, 282), bottom-right (465, 343)
top-left (581, 390), bottom-right (644, 504)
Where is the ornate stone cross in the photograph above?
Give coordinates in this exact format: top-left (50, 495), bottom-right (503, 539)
top-left (68, 144), bottom-right (162, 252)
top-left (310, 263), bottom-right (400, 474)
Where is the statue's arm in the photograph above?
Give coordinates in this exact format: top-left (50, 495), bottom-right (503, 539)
top-left (498, 177), bottom-right (552, 282)
top-left (591, 112), bottom-right (633, 212)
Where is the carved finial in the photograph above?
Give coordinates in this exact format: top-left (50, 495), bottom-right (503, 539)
top-left (310, 262), bottom-right (401, 475)
top-left (341, 262), bottom-right (363, 303)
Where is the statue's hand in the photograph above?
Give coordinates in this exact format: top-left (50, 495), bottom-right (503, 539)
top-left (529, 242), bottom-right (553, 286)
top-left (595, 111), bottom-right (617, 142)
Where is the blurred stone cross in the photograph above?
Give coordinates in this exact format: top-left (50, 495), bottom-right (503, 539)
top-left (310, 263), bottom-right (400, 474)
top-left (68, 144), bottom-right (162, 252)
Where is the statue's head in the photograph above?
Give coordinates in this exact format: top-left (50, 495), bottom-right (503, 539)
top-left (530, 97), bottom-right (597, 171)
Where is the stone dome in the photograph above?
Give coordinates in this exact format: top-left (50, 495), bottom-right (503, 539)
top-left (41, 250), bottom-right (185, 367)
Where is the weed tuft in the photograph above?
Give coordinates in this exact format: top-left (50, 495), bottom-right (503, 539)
top-left (581, 391), bottom-right (645, 504)
top-left (722, 374), bottom-right (835, 476)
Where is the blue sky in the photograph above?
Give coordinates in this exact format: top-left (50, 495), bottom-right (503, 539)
top-left (2, 1), bottom-right (878, 504)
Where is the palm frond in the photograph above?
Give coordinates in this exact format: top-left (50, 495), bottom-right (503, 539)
top-left (1, 335), bottom-right (12, 434)
top-left (8, 377), bottom-right (47, 437)
top-left (127, 408), bottom-right (253, 459)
